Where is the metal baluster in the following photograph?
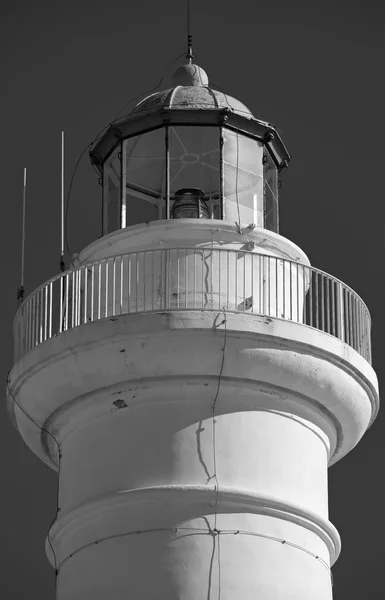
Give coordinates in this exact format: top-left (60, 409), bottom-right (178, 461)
top-left (296, 262), bottom-right (299, 323)
top-left (98, 263), bottom-right (102, 320)
top-left (259, 255), bottom-right (262, 315)
top-left (194, 251), bottom-right (197, 308)
top-left (39, 290), bottom-right (42, 343)
top-left (185, 250), bottom-right (188, 309)
top-left (65, 273), bottom-right (69, 331)
top-left (59, 276), bottom-right (63, 333)
top-left (309, 269), bottom-right (313, 327)
top-left (348, 291), bottom-right (354, 348)
top-left (243, 252), bottom-right (246, 310)
top-left (331, 279), bottom-right (335, 336)
top-left (136, 254), bottom-right (139, 313)
top-left (251, 252), bottom-right (254, 313)
top-left (43, 286), bottom-right (47, 341)
top-left (128, 254), bottom-right (131, 313)
top-left (321, 274), bottom-right (325, 332)
top-left (219, 250), bottom-right (222, 310)
top-left (325, 277), bottom-right (330, 334)
top-left (91, 265), bottom-right (95, 322)
top-left (143, 252), bottom-right (147, 312)
top-left (235, 252), bottom-right (238, 311)
top-left (84, 267), bottom-right (88, 324)
top-left (120, 257), bottom-right (124, 315)
top-left (289, 261), bottom-right (293, 320)
top-left (275, 258), bottom-right (279, 318)
top-left (105, 260), bottom-right (109, 318)
top-left (227, 250), bottom-right (230, 311)
top-left (314, 272), bottom-right (319, 330)
top-left (113, 258), bottom-right (116, 317)
top-left (152, 251), bottom-right (156, 311)
top-left (211, 250), bottom-right (214, 310)
top-left (282, 258), bottom-right (285, 319)
top-left (201, 249), bottom-right (204, 309)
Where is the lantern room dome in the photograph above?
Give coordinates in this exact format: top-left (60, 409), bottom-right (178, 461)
top-left (132, 62), bottom-right (254, 118)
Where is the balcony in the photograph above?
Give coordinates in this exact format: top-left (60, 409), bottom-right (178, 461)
top-left (13, 247), bottom-right (371, 364)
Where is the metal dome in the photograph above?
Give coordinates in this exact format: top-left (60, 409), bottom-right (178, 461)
top-left (133, 63), bottom-right (254, 118)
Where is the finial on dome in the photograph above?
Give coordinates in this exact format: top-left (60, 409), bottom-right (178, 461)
top-left (171, 63), bottom-right (209, 87)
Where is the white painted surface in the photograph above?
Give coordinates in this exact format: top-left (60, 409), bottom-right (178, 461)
top-left (8, 307), bottom-right (378, 599)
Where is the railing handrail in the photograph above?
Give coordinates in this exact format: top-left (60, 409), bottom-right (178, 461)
top-left (13, 247), bottom-right (372, 327)
top-left (13, 246), bottom-right (372, 364)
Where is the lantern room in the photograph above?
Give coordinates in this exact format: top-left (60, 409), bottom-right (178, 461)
top-left (89, 63), bottom-right (290, 235)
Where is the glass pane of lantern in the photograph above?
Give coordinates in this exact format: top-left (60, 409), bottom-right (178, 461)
top-left (264, 150), bottom-right (279, 232)
top-left (169, 126), bottom-right (220, 219)
top-left (223, 129), bottom-right (263, 226)
top-left (103, 144), bottom-right (121, 234)
top-left (122, 128), bottom-right (166, 227)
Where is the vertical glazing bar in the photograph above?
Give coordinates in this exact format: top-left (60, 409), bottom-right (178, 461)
top-left (165, 127), bottom-right (170, 219)
top-left (49, 282), bottom-right (53, 339)
top-left (321, 274), bottom-right (325, 331)
top-left (112, 258), bottom-right (116, 317)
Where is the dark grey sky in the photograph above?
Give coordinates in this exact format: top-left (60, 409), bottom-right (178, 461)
top-left (1, 0), bottom-right (384, 598)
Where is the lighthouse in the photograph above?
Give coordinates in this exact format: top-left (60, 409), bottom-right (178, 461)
top-left (7, 59), bottom-right (379, 599)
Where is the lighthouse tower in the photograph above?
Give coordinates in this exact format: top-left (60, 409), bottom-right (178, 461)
top-left (8, 60), bottom-right (379, 600)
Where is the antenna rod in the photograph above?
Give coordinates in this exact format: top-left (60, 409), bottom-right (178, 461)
top-left (17, 168), bottom-right (27, 303)
top-left (60, 131), bottom-right (65, 272)
top-left (186, 0), bottom-right (193, 62)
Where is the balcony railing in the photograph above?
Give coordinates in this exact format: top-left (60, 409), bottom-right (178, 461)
top-left (13, 248), bottom-right (372, 364)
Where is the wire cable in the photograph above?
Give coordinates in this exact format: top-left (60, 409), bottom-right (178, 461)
top-left (6, 372), bottom-right (62, 600)
top-left (64, 51), bottom-right (188, 266)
